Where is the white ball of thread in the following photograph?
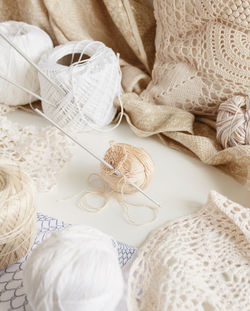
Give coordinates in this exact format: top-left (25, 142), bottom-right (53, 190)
top-left (0, 21), bottom-right (53, 106)
top-left (38, 40), bottom-right (122, 132)
top-left (216, 95), bottom-right (250, 148)
top-left (23, 225), bottom-right (124, 311)
top-left (101, 142), bottom-right (155, 194)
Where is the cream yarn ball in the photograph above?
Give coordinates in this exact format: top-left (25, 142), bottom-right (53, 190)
top-left (100, 142), bottom-right (155, 194)
top-left (38, 40), bottom-right (121, 132)
top-left (216, 95), bottom-right (250, 148)
top-left (0, 160), bottom-right (37, 269)
top-left (0, 21), bottom-right (53, 106)
top-left (23, 225), bottom-right (124, 311)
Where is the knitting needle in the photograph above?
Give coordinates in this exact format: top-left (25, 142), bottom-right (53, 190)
top-left (0, 72), bottom-right (161, 208)
top-left (0, 72), bottom-right (57, 107)
top-left (35, 109), bottom-right (161, 208)
top-left (0, 31), bottom-right (65, 95)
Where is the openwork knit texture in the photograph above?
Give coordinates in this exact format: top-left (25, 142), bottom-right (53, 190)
top-left (143, 0), bottom-right (250, 116)
top-left (0, 0), bottom-right (249, 189)
top-left (0, 114), bottom-right (73, 192)
top-left (127, 191), bottom-right (250, 311)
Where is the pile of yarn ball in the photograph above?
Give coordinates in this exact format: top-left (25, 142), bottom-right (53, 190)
top-left (38, 40), bottom-right (122, 132)
top-left (216, 95), bottom-right (250, 148)
top-left (0, 160), bottom-right (37, 269)
top-left (0, 21), bottom-right (53, 106)
top-left (101, 142), bottom-right (155, 193)
top-left (23, 225), bottom-right (124, 311)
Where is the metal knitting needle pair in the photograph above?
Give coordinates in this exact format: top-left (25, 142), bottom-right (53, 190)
top-left (0, 31), bottom-right (160, 209)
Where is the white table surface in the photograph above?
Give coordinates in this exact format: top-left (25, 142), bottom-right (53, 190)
top-left (8, 110), bottom-right (250, 247)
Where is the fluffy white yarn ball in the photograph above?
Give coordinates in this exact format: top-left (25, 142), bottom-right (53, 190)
top-left (23, 226), bottom-right (124, 311)
top-left (38, 40), bottom-right (122, 132)
top-left (0, 21), bottom-right (53, 106)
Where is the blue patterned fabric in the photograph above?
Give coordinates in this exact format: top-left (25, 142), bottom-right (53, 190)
top-left (0, 213), bottom-right (136, 311)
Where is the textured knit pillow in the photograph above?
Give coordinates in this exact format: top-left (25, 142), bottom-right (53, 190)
top-left (143, 0), bottom-right (250, 116)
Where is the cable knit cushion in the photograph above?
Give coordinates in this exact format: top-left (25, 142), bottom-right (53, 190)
top-left (143, 0), bottom-right (250, 116)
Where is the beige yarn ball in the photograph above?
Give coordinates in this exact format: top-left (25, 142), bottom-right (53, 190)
top-left (100, 142), bottom-right (154, 194)
top-left (216, 95), bottom-right (250, 148)
top-left (0, 161), bottom-right (37, 269)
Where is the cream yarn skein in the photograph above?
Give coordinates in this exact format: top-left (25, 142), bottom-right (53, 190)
top-left (23, 225), bottom-right (124, 311)
top-left (216, 95), bottom-right (250, 148)
top-left (0, 160), bottom-right (37, 269)
top-left (0, 21), bottom-right (53, 106)
top-left (100, 142), bottom-right (155, 194)
top-left (38, 40), bottom-right (122, 132)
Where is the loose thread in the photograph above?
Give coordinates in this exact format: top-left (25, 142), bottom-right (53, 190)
top-left (78, 173), bottom-right (159, 226)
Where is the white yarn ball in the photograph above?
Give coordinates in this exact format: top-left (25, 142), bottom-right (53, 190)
top-left (38, 40), bottom-right (122, 132)
top-left (0, 21), bottom-right (53, 106)
top-left (23, 225), bottom-right (124, 311)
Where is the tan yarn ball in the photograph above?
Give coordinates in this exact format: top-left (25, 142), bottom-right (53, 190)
top-left (216, 95), bottom-right (250, 149)
top-left (0, 161), bottom-right (37, 269)
top-left (100, 142), bottom-right (154, 194)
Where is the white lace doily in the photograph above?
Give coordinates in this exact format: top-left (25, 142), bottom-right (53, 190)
top-left (0, 103), bottom-right (73, 191)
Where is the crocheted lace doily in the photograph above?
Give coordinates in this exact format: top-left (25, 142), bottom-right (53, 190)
top-left (143, 0), bottom-right (250, 116)
top-left (127, 191), bottom-right (250, 311)
top-left (0, 103), bottom-right (73, 191)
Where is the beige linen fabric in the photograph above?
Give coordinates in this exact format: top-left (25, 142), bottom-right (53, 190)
top-left (0, 0), bottom-right (249, 189)
top-left (127, 191), bottom-right (250, 310)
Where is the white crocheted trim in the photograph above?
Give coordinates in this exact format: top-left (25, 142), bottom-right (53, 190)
top-left (0, 113), bottom-right (73, 192)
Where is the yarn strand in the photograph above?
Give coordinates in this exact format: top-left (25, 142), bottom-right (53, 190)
top-left (78, 174), bottom-right (159, 226)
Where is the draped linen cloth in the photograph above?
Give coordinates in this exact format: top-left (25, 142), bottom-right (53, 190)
top-left (0, 0), bottom-right (249, 189)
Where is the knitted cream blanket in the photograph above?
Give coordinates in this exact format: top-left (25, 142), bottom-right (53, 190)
top-left (127, 191), bottom-right (250, 311)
